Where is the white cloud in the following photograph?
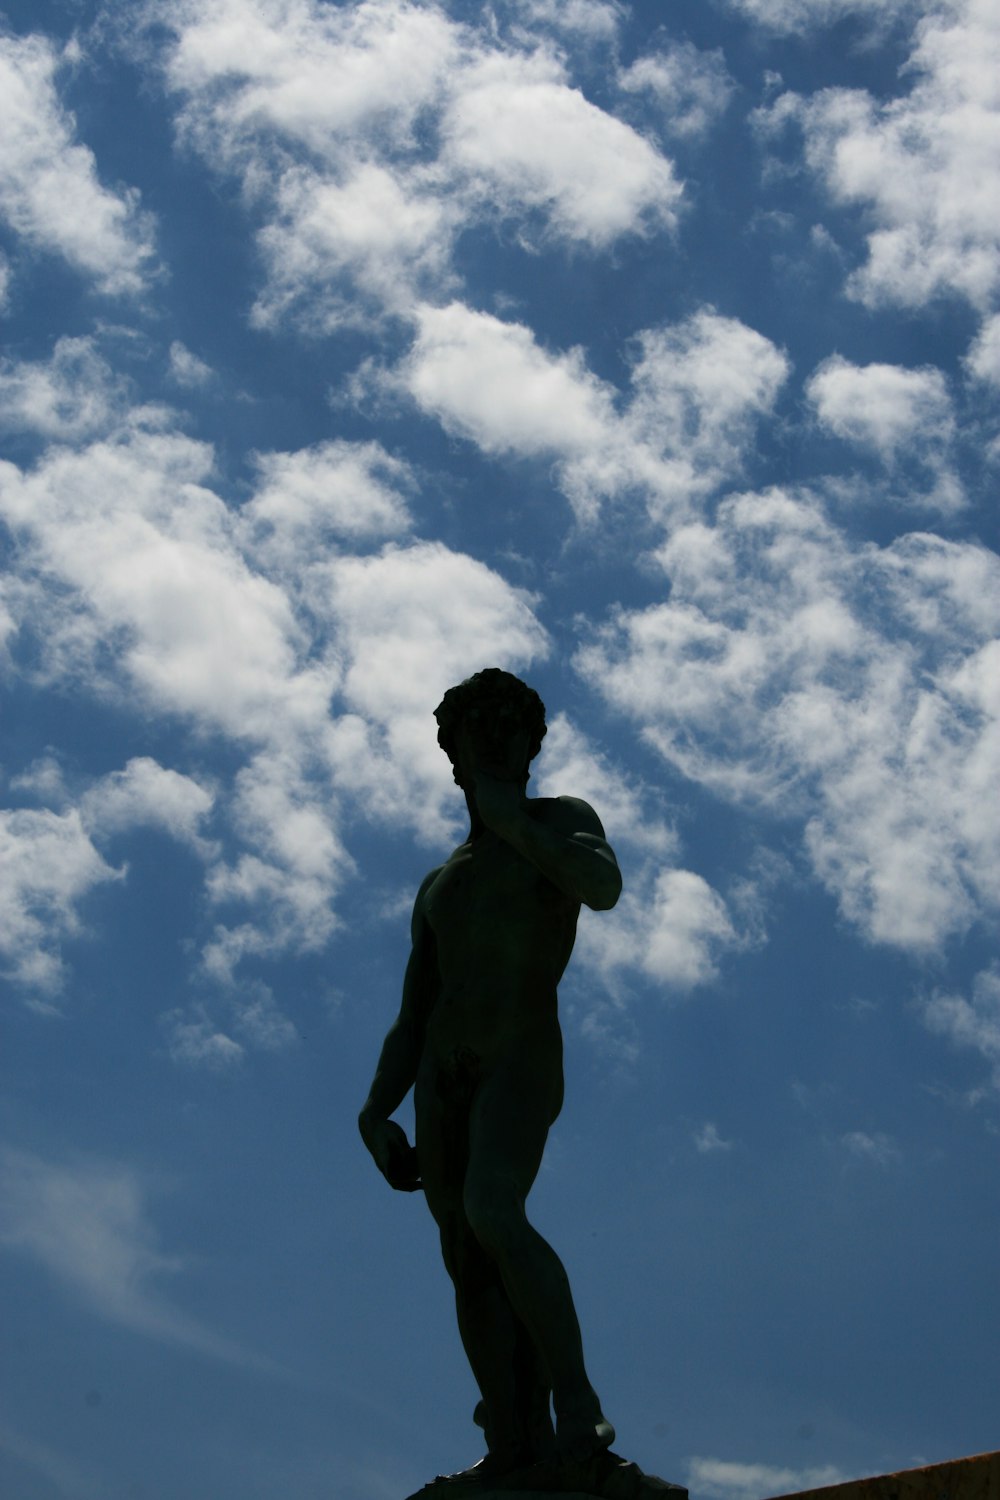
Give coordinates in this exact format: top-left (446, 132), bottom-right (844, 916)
top-left (806, 355), bottom-right (962, 511)
top-left (232, 983), bottom-right (298, 1050)
top-left (0, 1146), bottom-right (270, 1366)
top-left (0, 807), bottom-right (121, 994)
top-left (922, 964), bottom-right (1000, 1088)
top-left (533, 713), bottom-right (677, 856)
top-left (770, 0), bottom-right (1000, 311)
top-left (577, 491), bottom-right (1000, 953)
top-left (688, 1457), bottom-right (846, 1500)
top-left (624, 310), bottom-right (790, 520)
top-left (0, 337), bottom-right (130, 441)
top-left (722, 0), bottom-right (914, 31)
top-left (513, 0), bottom-right (623, 42)
top-left (79, 757), bottom-right (215, 853)
top-left (0, 345), bottom-right (556, 983)
top-left (205, 747), bottom-right (352, 966)
top-left (0, 758), bottom-right (216, 995)
top-left (159, 0), bottom-right (458, 164)
top-left (441, 46), bottom-right (682, 248)
top-left (140, 0), bottom-right (462, 320)
top-left (619, 42), bottom-right (734, 139)
top-left (142, 0), bottom-right (680, 327)
top-left (167, 341), bottom-right (214, 388)
top-left (577, 867), bottom-right (738, 990)
top-left (398, 302), bottom-right (788, 523)
top-left (0, 424), bottom-right (333, 742)
top-left (162, 1007), bottom-right (245, 1069)
top-left (0, 33), bottom-right (155, 294)
top-left (245, 438), bottom-right (413, 562)
top-left (841, 1130), bottom-right (900, 1166)
top-left (694, 1122), bottom-right (733, 1153)
top-left (162, 982), bottom-right (297, 1067)
top-left (0, 250), bottom-right (11, 312)
top-left (401, 299), bottom-right (618, 468)
top-left (253, 160), bottom-right (456, 328)
top-left (321, 540), bottom-right (549, 840)
top-left (965, 312), bottom-right (1000, 386)
top-left (807, 356), bottom-right (954, 461)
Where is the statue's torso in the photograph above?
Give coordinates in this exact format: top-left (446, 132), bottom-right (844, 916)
top-left (420, 804), bottom-right (578, 1065)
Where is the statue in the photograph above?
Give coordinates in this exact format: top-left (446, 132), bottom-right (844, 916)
top-left (359, 670), bottom-right (685, 1498)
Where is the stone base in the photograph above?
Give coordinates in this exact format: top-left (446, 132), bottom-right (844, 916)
top-left (768, 1451), bottom-right (1000, 1500)
top-left (403, 1448), bottom-right (687, 1500)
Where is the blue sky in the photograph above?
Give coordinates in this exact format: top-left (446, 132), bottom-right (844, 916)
top-left (0, 1), bottom-right (997, 1497)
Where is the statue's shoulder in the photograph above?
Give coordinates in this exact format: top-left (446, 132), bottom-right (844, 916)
top-left (531, 793), bottom-right (607, 838)
top-left (412, 863), bottom-right (446, 923)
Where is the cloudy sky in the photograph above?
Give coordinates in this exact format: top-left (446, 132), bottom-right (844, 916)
top-left (0, 1), bottom-right (997, 1497)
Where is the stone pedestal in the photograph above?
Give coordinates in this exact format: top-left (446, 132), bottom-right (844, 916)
top-left (402, 1447), bottom-right (687, 1499)
top-left (768, 1451), bottom-right (999, 1500)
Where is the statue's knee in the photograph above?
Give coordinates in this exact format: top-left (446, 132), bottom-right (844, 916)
top-left (463, 1181), bottom-right (520, 1254)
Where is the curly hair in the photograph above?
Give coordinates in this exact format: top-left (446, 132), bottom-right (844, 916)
top-left (434, 668), bottom-right (547, 785)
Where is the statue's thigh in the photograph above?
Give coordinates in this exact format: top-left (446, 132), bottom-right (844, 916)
top-left (466, 1047), bottom-right (562, 1205)
top-left (415, 1078), bottom-right (470, 1226)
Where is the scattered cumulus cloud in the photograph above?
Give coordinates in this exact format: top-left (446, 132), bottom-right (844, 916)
top-left (965, 313), bottom-right (1000, 386)
top-left (138, 0), bottom-right (680, 325)
top-left (841, 1130), bottom-right (900, 1166)
top-left (694, 1122), bottom-right (733, 1153)
top-left (79, 757), bottom-right (216, 854)
top-left (512, 0), bottom-right (623, 43)
top-left (157, 0), bottom-right (458, 163)
top-left (0, 339), bottom-right (552, 986)
top-left (0, 757), bottom-right (214, 996)
top-left (577, 866), bottom-right (738, 991)
top-left (397, 301), bottom-right (788, 523)
top-left (167, 341), bottom-right (214, 388)
top-left (252, 159), bottom-right (457, 329)
top-left (807, 357), bottom-right (954, 462)
top-left (921, 964), bottom-right (1000, 1089)
top-left (162, 1008), bottom-right (245, 1069)
top-left (400, 299), bottom-right (618, 471)
top-left (0, 1146), bottom-right (271, 1366)
top-left (619, 41), bottom-right (734, 139)
top-left (763, 1), bottom-right (1000, 314)
top-left (0, 806), bottom-right (121, 995)
top-left (440, 46), bottom-right (682, 249)
top-left (321, 539), bottom-right (549, 841)
top-left (0, 422), bottom-right (332, 741)
top-left (534, 713), bottom-right (677, 857)
top-left (806, 355), bottom-right (962, 511)
top-left (245, 438), bottom-right (413, 563)
top-left (0, 336), bottom-right (131, 441)
top-left (688, 1457), bottom-right (846, 1500)
top-left (722, 0), bottom-right (915, 32)
top-left (0, 33), bottom-right (156, 294)
top-left (577, 490), bottom-right (1000, 954)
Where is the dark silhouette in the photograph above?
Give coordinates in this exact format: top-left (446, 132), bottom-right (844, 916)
top-left (359, 670), bottom-right (684, 1498)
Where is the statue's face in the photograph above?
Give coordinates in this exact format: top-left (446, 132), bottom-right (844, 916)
top-left (452, 699), bottom-right (532, 787)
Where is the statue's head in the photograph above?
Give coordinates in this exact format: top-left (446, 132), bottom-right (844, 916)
top-left (434, 668), bottom-right (547, 789)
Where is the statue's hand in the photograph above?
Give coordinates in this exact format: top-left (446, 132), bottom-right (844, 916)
top-left (359, 1112), bottom-right (421, 1192)
top-left (471, 769), bottom-right (525, 838)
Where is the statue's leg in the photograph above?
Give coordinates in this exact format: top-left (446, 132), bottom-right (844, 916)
top-left (461, 1042), bottom-right (615, 1463)
top-left (416, 1066), bottom-right (536, 1472)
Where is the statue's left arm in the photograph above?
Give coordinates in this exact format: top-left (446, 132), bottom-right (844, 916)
top-left (475, 778), bottom-right (622, 911)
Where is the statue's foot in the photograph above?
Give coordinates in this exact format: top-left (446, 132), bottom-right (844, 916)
top-left (555, 1412), bottom-right (616, 1463)
top-left (491, 1447), bottom-right (688, 1497)
top-left (433, 1450), bottom-right (521, 1488)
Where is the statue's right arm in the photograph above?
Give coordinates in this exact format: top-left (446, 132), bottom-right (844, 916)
top-left (358, 870), bottom-right (440, 1191)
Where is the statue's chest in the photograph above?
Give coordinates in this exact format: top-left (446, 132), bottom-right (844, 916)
top-left (425, 837), bottom-right (545, 931)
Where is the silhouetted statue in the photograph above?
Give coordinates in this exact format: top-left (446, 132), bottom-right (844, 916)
top-left (360, 670), bottom-right (684, 1498)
